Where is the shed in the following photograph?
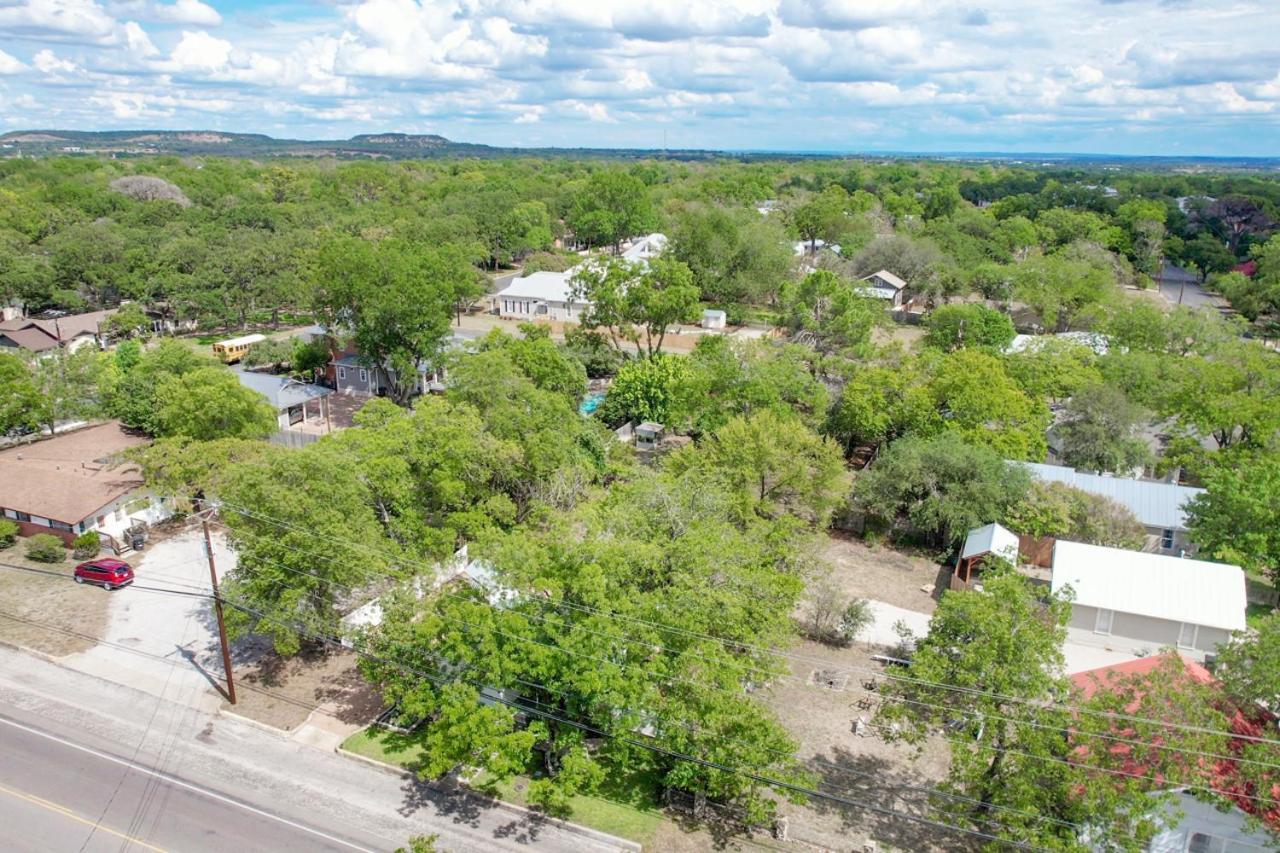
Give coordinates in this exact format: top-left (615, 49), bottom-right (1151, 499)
top-left (953, 523), bottom-right (1020, 589)
top-left (1050, 541), bottom-right (1246, 657)
top-left (635, 422), bottom-right (664, 452)
top-left (702, 309), bottom-right (727, 330)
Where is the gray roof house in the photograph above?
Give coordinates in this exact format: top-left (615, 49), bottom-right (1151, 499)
top-left (1022, 462), bottom-right (1204, 555)
top-left (857, 270), bottom-right (909, 307)
top-left (234, 370), bottom-right (332, 433)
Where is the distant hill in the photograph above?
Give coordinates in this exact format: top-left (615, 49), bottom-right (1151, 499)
top-left (1, 129), bottom-right (1277, 169)
top-left (0, 129), bottom-right (499, 159)
top-left (0, 129), bottom-right (731, 161)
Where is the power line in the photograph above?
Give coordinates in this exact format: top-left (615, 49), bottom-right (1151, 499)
top-left (214, 593), bottom-right (1053, 851)
top-left (198, 500), bottom-right (1280, 750)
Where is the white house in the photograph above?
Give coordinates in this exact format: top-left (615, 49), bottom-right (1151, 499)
top-left (621, 232), bottom-right (668, 262)
top-left (1023, 462), bottom-right (1204, 555)
top-left (495, 271), bottom-right (586, 322)
top-left (495, 233), bottom-right (668, 323)
top-left (1050, 541), bottom-right (1247, 658)
top-left (856, 270), bottom-right (909, 307)
top-left (1138, 790), bottom-right (1272, 852)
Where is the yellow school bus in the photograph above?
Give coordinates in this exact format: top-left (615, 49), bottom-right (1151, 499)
top-left (211, 333), bottom-right (266, 364)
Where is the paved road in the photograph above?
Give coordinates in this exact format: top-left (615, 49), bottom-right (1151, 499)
top-left (0, 713), bottom-right (374, 852)
top-left (0, 647), bottom-right (628, 853)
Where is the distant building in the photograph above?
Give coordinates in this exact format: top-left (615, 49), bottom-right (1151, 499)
top-left (856, 270), bottom-right (909, 307)
top-left (701, 309), bottom-right (727, 330)
top-left (0, 309), bottom-right (117, 355)
top-left (233, 370), bottom-right (332, 432)
top-left (1050, 540), bottom-right (1246, 658)
top-left (494, 271), bottom-right (587, 322)
top-left (1021, 462), bottom-right (1203, 555)
top-left (0, 422), bottom-right (171, 552)
top-left (494, 233), bottom-right (667, 323)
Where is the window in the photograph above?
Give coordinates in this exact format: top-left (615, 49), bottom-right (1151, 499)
top-left (49, 520), bottom-right (73, 532)
top-left (1178, 622), bottom-right (1199, 650)
top-left (13, 510), bottom-right (30, 522)
top-left (1094, 608), bottom-right (1114, 635)
top-left (338, 366), bottom-right (346, 381)
top-left (1188, 831), bottom-right (1269, 852)
top-left (1161, 528), bottom-right (1175, 549)
top-left (359, 369), bottom-right (369, 383)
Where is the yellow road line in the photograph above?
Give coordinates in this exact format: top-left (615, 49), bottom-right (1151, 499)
top-left (0, 781), bottom-right (168, 852)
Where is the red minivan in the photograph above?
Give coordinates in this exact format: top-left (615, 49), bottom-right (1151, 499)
top-left (74, 558), bottom-right (134, 590)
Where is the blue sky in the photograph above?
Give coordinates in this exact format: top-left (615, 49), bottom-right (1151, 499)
top-left (0, 0), bottom-right (1277, 155)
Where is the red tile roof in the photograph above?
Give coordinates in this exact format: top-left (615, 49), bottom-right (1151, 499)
top-left (1071, 653), bottom-right (1213, 701)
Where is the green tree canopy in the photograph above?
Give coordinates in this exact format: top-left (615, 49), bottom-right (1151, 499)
top-left (924, 303), bottom-right (1016, 351)
top-left (854, 433), bottom-right (1031, 546)
top-left (153, 367), bottom-right (279, 441)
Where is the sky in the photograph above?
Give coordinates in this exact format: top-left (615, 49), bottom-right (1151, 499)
top-left (0, 0), bottom-right (1277, 156)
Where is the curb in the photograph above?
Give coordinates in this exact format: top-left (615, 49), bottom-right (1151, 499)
top-left (218, 707), bottom-right (300, 737)
top-left (336, 747), bottom-right (643, 853)
top-left (0, 637), bottom-right (62, 665)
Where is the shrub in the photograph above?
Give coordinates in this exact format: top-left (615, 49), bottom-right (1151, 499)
top-left (0, 519), bottom-right (18, 548)
top-left (804, 583), bottom-right (873, 647)
top-left (72, 530), bottom-right (101, 559)
top-left (25, 533), bottom-right (67, 563)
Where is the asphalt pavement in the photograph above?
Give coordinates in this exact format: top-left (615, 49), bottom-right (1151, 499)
top-left (0, 713), bottom-right (372, 852)
top-left (0, 646), bottom-right (629, 853)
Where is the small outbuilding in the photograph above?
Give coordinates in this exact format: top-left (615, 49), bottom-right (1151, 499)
top-left (635, 422), bottom-right (664, 452)
top-left (702, 309), bottom-right (727, 330)
top-left (953, 523), bottom-right (1020, 590)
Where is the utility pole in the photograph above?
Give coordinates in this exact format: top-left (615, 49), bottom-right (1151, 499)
top-left (202, 516), bottom-right (236, 704)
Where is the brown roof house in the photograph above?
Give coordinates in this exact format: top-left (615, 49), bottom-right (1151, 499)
top-left (0, 309), bottom-right (116, 355)
top-left (0, 422), bottom-right (172, 552)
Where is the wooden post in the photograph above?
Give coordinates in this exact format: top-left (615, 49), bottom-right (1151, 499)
top-left (202, 517), bottom-right (236, 704)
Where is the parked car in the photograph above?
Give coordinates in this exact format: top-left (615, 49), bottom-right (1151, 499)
top-left (74, 558), bottom-right (134, 590)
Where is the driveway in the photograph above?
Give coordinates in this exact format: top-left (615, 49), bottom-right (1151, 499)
top-left (858, 600), bottom-right (932, 649)
top-left (61, 526), bottom-right (236, 708)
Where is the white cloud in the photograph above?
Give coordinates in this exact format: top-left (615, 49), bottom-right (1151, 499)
top-left (169, 29), bottom-right (231, 69)
top-left (1, 0), bottom-right (1277, 155)
top-left (122, 21), bottom-right (158, 56)
top-left (32, 49), bottom-right (80, 74)
top-left (0, 0), bottom-right (118, 42)
top-left (150, 0), bottom-right (221, 26)
top-left (0, 49), bottom-right (26, 74)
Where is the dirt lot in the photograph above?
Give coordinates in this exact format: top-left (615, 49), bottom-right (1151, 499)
top-left (0, 546), bottom-right (112, 656)
top-left (224, 646), bottom-right (383, 731)
top-left (762, 637), bottom-right (958, 852)
top-left (872, 323), bottom-right (927, 348)
top-left (820, 533), bottom-right (946, 614)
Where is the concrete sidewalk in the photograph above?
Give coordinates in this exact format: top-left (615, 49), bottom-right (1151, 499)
top-left (0, 646), bottom-right (630, 853)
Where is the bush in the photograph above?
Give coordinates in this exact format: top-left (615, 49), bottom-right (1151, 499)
top-left (72, 530), bottom-right (101, 559)
top-left (25, 533), bottom-right (67, 563)
top-left (0, 519), bottom-right (18, 548)
top-left (804, 583), bottom-right (873, 647)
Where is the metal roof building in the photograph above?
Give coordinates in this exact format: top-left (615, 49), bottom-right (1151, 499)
top-left (1022, 462), bottom-right (1203, 531)
top-left (1051, 540), bottom-right (1247, 638)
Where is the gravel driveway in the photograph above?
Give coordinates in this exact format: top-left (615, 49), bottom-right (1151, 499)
top-left (62, 525), bottom-right (237, 708)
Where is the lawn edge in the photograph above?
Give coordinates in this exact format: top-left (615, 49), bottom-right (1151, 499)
top-left (335, 745), bottom-right (644, 853)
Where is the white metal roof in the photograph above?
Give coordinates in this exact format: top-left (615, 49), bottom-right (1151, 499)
top-left (1023, 463), bottom-right (1203, 531)
top-left (216, 333), bottom-right (266, 347)
top-left (1050, 540), bottom-right (1246, 631)
top-left (1005, 331), bottom-right (1109, 355)
top-left (496, 271), bottom-right (582, 305)
top-left (860, 269), bottom-right (907, 291)
top-left (621, 233), bottom-right (667, 261)
top-left (960, 523), bottom-right (1020, 562)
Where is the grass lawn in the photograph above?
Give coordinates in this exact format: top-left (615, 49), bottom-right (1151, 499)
top-left (340, 726), bottom-right (664, 845)
top-left (1246, 601), bottom-right (1276, 629)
